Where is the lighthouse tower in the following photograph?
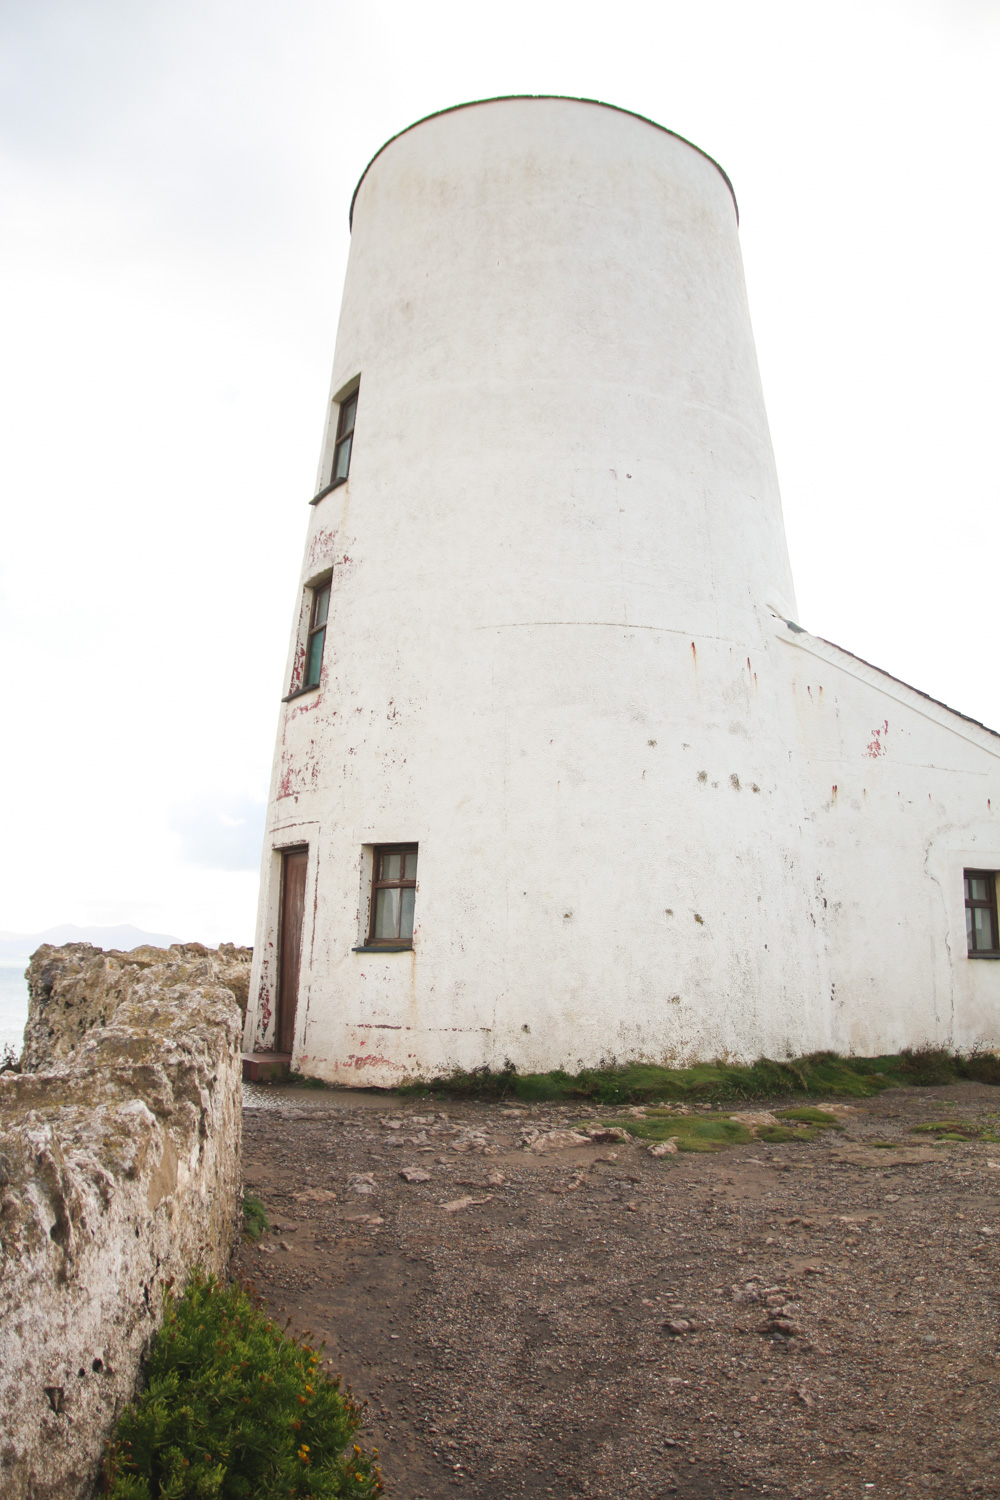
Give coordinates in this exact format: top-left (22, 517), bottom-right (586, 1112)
top-left (245, 96), bottom-right (1000, 1083)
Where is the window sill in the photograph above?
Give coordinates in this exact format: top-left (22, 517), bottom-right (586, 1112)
top-left (282, 682), bottom-right (320, 704)
top-left (310, 477), bottom-right (347, 505)
top-left (352, 943), bottom-right (413, 953)
top-left (968, 952), bottom-right (1000, 959)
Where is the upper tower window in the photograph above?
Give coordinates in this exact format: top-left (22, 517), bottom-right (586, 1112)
top-left (302, 579), bottom-right (331, 690)
top-left (331, 388), bottom-right (358, 486)
top-left (965, 870), bottom-right (999, 957)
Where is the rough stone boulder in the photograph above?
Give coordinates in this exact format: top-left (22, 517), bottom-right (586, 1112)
top-left (20, 940), bottom-right (251, 1071)
top-left (0, 945), bottom-right (244, 1500)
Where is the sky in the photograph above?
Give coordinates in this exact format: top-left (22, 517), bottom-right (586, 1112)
top-left (1, 0), bottom-right (998, 945)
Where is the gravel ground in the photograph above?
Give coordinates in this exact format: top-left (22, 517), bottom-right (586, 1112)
top-left (232, 1081), bottom-right (1000, 1499)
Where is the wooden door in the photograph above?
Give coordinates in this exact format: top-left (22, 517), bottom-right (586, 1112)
top-left (277, 846), bottom-right (308, 1054)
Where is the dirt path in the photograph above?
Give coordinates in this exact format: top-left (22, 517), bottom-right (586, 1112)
top-left (231, 1082), bottom-right (1000, 1499)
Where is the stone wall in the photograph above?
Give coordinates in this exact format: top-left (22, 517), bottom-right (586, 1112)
top-left (0, 943), bottom-right (248, 1499)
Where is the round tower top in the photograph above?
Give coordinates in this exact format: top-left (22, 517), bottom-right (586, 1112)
top-left (348, 95), bottom-right (738, 229)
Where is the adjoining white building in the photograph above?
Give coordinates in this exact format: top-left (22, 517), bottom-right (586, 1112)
top-left (244, 95), bottom-right (1000, 1086)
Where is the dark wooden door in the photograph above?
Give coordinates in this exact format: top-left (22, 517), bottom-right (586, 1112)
top-left (277, 847), bottom-right (308, 1054)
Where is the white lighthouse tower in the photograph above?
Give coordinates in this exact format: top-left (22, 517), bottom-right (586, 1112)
top-left (245, 96), bottom-right (1000, 1084)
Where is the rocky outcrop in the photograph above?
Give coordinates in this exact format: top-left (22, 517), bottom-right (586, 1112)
top-left (0, 945), bottom-right (245, 1500)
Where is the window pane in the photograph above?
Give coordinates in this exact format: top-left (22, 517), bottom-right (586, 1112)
top-left (380, 851), bottom-right (402, 881)
top-left (312, 583), bottom-right (330, 628)
top-left (374, 887), bottom-right (400, 940)
top-left (403, 850), bottom-right (418, 879)
top-left (973, 907), bottom-right (995, 951)
top-left (967, 907), bottom-right (974, 949)
top-left (339, 394), bottom-right (357, 435)
top-left (304, 627), bottom-right (324, 687)
top-left (333, 434), bottom-right (352, 481)
top-left (968, 876), bottom-right (989, 902)
top-left (400, 887), bottom-right (415, 940)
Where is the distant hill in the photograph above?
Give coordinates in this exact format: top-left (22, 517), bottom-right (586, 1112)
top-left (0, 924), bottom-right (182, 963)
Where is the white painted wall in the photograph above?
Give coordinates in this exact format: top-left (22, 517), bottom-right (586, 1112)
top-left (246, 97), bottom-right (1000, 1082)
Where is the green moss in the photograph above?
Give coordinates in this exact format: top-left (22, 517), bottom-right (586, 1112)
top-left (757, 1124), bottom-right (817, 1143)
top-left (398, 1046), bottom-right (1000, 1106)
top-left (774, 1107), bottom-right (844, 1128)
top-left (910, 1120), bottom-right (981, 1139)
top-left (585, 1114), bottom-right (753, 1152)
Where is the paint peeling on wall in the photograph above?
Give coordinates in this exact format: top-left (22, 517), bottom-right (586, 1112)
top-left (865, 720), bottom-right (889, 759)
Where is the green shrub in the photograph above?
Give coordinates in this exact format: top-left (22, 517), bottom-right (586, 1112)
top-left (960, 1052), bottom-right (1000, 1086)
top-left (895, 1047), bottom-right (958, 1087)
top-left (102, 1274), bottom-right (381, 1499)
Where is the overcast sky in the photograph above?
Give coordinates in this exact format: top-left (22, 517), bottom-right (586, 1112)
top-left (1, 0), bottom-right (997, 944)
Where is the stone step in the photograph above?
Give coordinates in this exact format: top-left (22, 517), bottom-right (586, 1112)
top-left (241, 1051), bottom-right (292, 1083)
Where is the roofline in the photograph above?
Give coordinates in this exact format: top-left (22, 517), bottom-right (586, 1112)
top-left (348, 95), bottom-right (738, 230)
top-left (816, 633), bottom-right (1000, 742)
top-left (777, 615), bottom-right (1000, 744)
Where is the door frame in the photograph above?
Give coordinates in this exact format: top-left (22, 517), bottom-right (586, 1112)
top-left (275, 843), bottom-right (310, 1056)
top-left (246, 822), bottom-right (320, 1055)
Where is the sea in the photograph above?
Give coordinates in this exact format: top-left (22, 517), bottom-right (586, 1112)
top-left (0, 960), bottom-right (29, 1060)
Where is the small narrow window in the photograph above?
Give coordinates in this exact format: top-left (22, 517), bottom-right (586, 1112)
top-left (302, 580), bottom-right (331, 690)
top-left (369, 844), bottom-right (418, 946)
top-left (964, 870), bottom-right (1000, 957)
top-left (331, 388), bottom-right (358, 486)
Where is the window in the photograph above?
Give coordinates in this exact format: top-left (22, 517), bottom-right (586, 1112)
top-left (369, 844), bottom-right (418, 946)
top-left (964, 870), bottom-right (999, 957)
top-left (331, 388), bottom-right (358, 486)
top-left (302, 579), bottom-right (331, 690)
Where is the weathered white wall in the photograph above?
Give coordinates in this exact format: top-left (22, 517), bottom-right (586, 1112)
top-left (247, 96), bottom-right (1000, 1081)
top-left (774, 623), bottom-right (1000, 1055)
top-left (0, 945), bottom-right (244, 1499)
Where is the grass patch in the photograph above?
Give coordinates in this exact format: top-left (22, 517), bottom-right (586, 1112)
top-left (399, 1046), bottom-right (1000, 1106)
top-left (242, 1194), bottom-right (269, 1243)
top-left (584, 1114), bottom-right (752, 1152)
top-left (103, 1273), bottom-right (381, 1498)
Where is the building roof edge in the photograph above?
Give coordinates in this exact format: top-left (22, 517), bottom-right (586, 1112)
top-left (776, 616), bottom-right (1000, 746)
top-left (348, 95), bottom-right (738, 229)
